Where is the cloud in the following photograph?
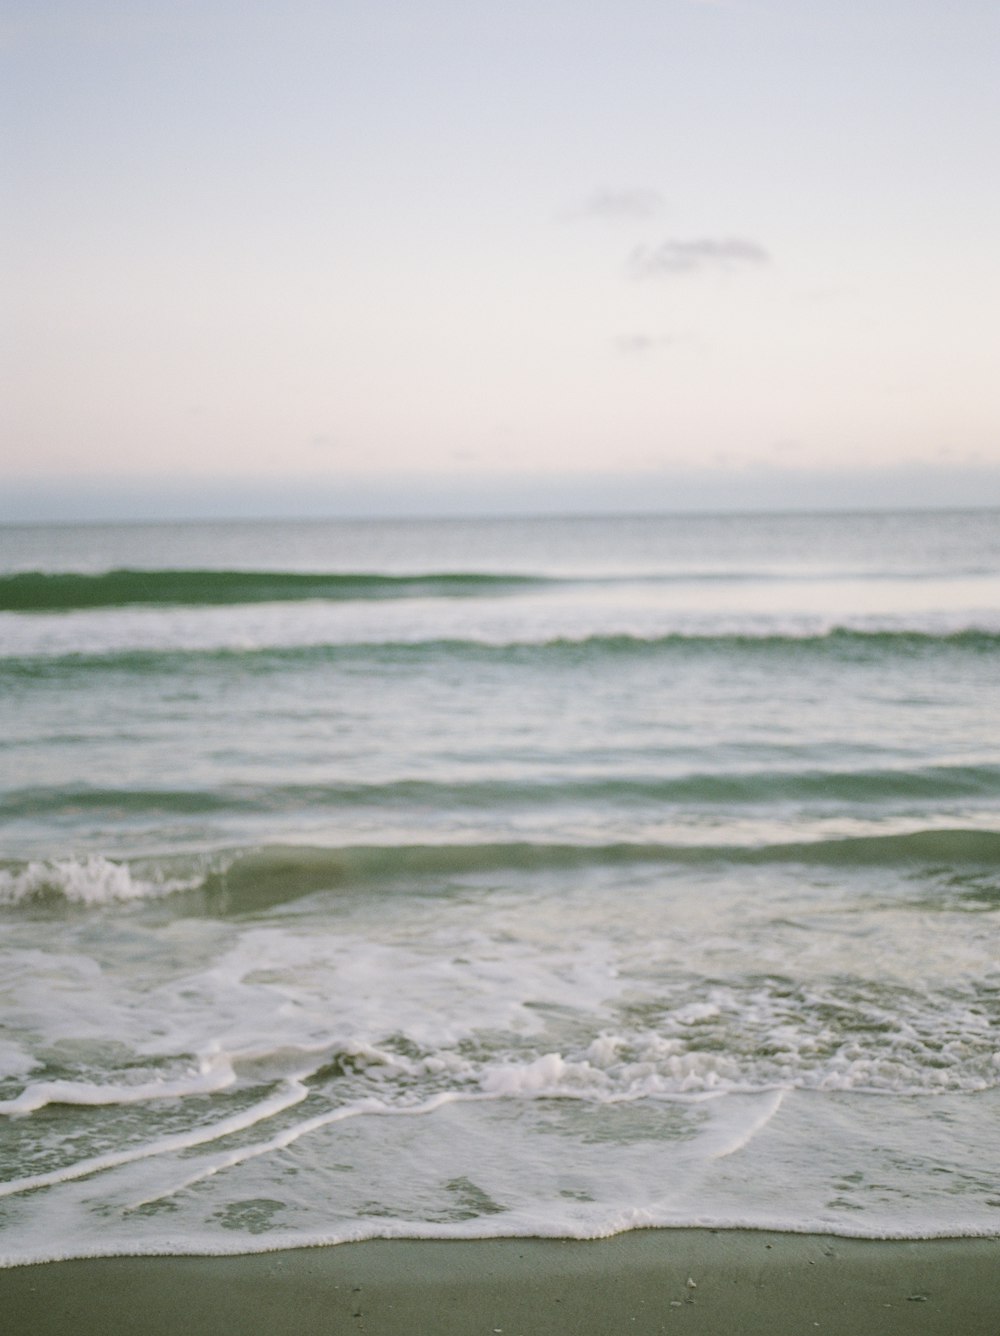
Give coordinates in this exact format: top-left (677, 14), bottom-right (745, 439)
top-left (627, 237), bottom-right (770, 277)
top-left (563, 188), bottom-right (664, 221)
top-left (613, 334), bottom-right (677, 354)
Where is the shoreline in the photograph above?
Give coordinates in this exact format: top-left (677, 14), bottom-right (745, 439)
top-left (4, 1228), bottom-right (1000, 1335)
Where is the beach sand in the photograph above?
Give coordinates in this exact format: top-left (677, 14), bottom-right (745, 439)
top-left (4, 1229), bottom-right (1000, 1335)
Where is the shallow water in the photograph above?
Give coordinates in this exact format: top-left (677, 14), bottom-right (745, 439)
top-left (1, 510), bottom-right (999, 1262)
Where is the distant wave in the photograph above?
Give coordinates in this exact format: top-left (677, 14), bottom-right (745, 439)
top-left (7, 563), bottom-right (997, 612)
top-left (5, 764), bottom-right (1000, 821)
top-left (0, 568), bottom-right (548, 611)
top-left (4, 829), bottom-right (998, 909)
top-left (5, 625), bottom-right (999, 673)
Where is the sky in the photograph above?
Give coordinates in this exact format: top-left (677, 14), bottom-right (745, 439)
top-left (4, 0), bottom-right (1000, 521)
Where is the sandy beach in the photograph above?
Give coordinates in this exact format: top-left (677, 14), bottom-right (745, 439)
top-left (4, 1229), bottom-right (1000, 1335)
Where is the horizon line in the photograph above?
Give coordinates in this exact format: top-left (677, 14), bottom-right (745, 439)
top-left (3, 499), bottom-right (1000, 530)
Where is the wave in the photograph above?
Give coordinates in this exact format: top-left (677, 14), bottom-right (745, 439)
top-left (4, 828), bottom-right (998, 909)
top-left (0, 568), bottom-right (549, 612)
top-left (193, 830), bottom-right (1000, 898)
top-left (5, 562), bottom-right (999, 613)
top-left (0, 856), bottom-right (200, 907)
top-left (5, 764), bottom-right (1000, 821)
top-left (5, 625), bottom-right (999, 675)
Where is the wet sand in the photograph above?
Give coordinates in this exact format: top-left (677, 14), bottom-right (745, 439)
top-left (4, 1229), bottom-right (1000, 1335)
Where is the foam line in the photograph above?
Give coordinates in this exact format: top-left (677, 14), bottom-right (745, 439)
top-left (0, 1080), bottom-right (309, 1199)
top-left (121, 1082), bottom-right (735, 1213)
top-left (121, 1089), bottom-right (480, 1209)
top-left (0, 1062), bottom-right (237, 1117)
top-left (5, 624), bottom-right (1000, 671)
top-left (706, 1088), bottom-right (786, 1160)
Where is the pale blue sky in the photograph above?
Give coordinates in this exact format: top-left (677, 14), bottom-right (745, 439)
top-left (4, 0), bottom-right (1000, 519)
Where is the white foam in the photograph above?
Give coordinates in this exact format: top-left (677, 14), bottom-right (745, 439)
top-left (0, 1051), bottom-right (237, 1117)
top-left (0, 1078), bottom-right (309, 1201)
top-left (3, 850), bottom-right (1000, 1263)
top-left (4, 1086), bottom-right (1000, 1266)
top-left (704, 1088), bottom-right (785, 1159)
top-left (0, 856), bottom-right (198, 906)
top-left (116, 1088), bottom-right (480, 1215)
top-left (480, 1052), bottom-right (607, 1097)
top-left (4, 584), bottom-right (1000, 661)
top-left (0, 1041), bottom-right (37, 1083)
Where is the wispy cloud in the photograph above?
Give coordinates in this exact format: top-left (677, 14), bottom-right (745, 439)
top-left (563, 188), bottom-right (665, 221)
top-left (627, 238), bottom-right (770, 277)
top-left (613, 334), bottom-right (678, 354)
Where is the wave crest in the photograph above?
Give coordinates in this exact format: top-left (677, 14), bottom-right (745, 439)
top-left (0, 856), bottom-right (199, 907)
top-left (5, 829), bottom-right (999, 912)
top-left (0, 568), bottom-right (545, 612)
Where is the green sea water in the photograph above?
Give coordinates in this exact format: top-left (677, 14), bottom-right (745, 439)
top-left (1, 510), bottom-right (999, 1261)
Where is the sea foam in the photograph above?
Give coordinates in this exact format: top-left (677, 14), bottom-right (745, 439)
top-left (0, 856), bottom-right (198, 906)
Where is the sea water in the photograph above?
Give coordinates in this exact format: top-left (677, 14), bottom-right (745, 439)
top-left (1, 509), bottom-right (999, 1264)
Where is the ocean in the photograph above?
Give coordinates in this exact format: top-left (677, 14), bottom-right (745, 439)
top-left (1, 509), bottom-right (999, 1264)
